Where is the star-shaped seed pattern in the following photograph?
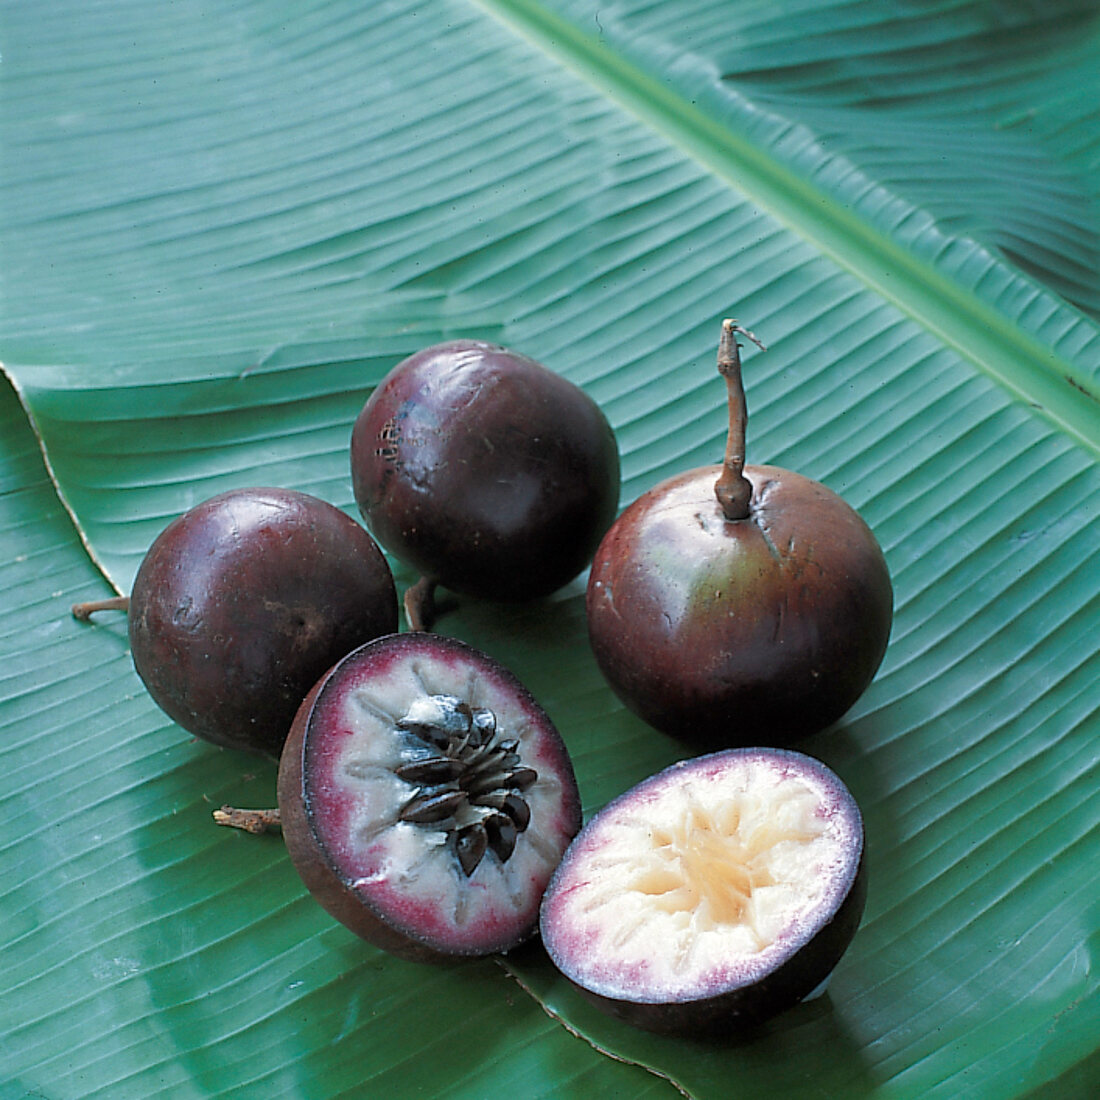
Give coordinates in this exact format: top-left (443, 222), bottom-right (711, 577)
top-left (627, 792), bottom-right (825, 936)
top-left (393, 694), bottom-right (537, 876)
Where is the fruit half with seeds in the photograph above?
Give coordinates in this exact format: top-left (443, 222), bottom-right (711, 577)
top-left (540, 747), bottom-right (866, 1035)
top-left (278, 632), bottom-right (582, 961)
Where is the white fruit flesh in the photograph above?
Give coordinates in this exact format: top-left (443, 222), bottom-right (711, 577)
top-left (541, 750), bottom-right (861, 1003)
top-left (304, 641), bottom-right (576, 954)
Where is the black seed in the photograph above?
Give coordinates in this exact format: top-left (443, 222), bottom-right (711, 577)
top-left (469, 708), bottom-right (496, 745)
top-left (458, 741), bottom-right (502, 769)
top-left (463, 738), bottom-right (521, 775)
top-left (462, 769), bottom-right (512, 797)
top-left (398, 788), bottom-right (465, 823)
top-left (394, 757), bottom-right (466, 784)
top-left (470, 791), bottom-right (531, 830)
top-left (397, 694), bottom-right (472, 747)
top-left (503, 767), bottom-right (539, 791)
top-left (398, 722), bottom-right (451, 750)
top-left (459, 747), bottom-right (509, 782)
top-left (454, 823), bottom-right (489, 877)
top-left (501, 793), bottom-right (531, 830)
top-left (485, 813), bottom-right (518, 862)
top-left (448, 728), bottom-right (473, 758)
top-left (497, 741), bottom-right (522, 771)
top-left (464, 766), bottom-right (537, 797)
top-left (469, 788), bottom-right (507, 809)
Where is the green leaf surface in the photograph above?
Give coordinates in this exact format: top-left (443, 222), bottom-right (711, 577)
top-left (2, 1), bottom-right (1098, 1098)
top-left (0, 381), bottom-right (670, 1100)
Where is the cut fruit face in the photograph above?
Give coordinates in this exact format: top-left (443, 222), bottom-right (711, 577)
top-left (540, 748), bottom-right (865, 1033)
top-left (278, 633), bottom-right (582, 961)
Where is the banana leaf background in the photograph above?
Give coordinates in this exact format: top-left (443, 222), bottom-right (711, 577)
top-left (2, 0), bottom-right (1098, 1096)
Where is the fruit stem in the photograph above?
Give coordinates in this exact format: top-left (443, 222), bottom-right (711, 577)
top-left (713, 319), bottom-right (767, 522)
top-left (213, 806), bottom-right (282, 835)
top-left (403, 576), bottom-right (438, 632)
top-left (71, 595), bottom-right (130, 621)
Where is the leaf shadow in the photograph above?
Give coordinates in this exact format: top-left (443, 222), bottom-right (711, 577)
top-left (505, 938), bottom-right (883, 1099)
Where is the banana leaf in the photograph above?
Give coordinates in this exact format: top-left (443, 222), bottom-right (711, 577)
top-left (2, 1), bottom-right (1097, 1097)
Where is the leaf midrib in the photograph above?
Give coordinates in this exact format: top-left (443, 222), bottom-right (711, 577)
top-left (476, 0), bottom-right (1100, 458)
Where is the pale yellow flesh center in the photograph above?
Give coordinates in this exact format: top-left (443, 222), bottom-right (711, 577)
top-left (635, 796), bottom-right (824, 933)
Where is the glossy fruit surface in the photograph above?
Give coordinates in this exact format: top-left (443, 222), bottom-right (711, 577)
top-left (586, 321), bottom-right (892, 744)
top-left (277, 632), bottom-right (582, 962)
top-left (128, 487), bottom-right (398, 757)
top-left (540, 747), bottom-right (866, 1035)
top-left (350, 339), bottom-right (620, 603)
top-left (587, 462), bottom-right (893, 743)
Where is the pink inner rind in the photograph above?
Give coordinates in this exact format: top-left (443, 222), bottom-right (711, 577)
top-left (540, 747), bottom-right (864, 1006)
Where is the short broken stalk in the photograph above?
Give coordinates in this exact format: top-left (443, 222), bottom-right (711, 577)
top-left (403, 575), bottom-right (438, 633)
top-left (713, 318), bottom-right (767, 522)
top-left (213, 805), bottom-right (282, 834)
top-left (71, 595), bottom-right (130, 621)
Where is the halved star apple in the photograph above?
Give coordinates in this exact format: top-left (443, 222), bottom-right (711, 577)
top-left (539, 747), bottom-right (866, 1034)
top-left (278, 632), bottom-right (582, 962)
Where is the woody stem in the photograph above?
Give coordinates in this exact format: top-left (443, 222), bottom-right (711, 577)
top-left (713, 319), bottom-right (765, 521)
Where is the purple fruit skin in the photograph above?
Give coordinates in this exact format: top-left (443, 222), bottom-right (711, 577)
top-left (570, 855), bottom-right (867, 1035)
top-left (586, 464), bottom-right (893, 744)
top-left (278, 632), bottom-right (583, 962)
top-left (540, 748), bottom-right (867, 1036)
top-left (128, 487), bottom-right (398, 757)
top-left (278, 666), bottom-right (451, 964)
top-left (351, 340), bottom-right (620, 601)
